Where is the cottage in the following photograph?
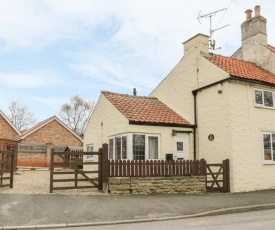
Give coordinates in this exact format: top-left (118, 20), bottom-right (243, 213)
top-left (84, 91), bottom-right (193, 162)
top-left (84, 5), bottom-right (275, 192)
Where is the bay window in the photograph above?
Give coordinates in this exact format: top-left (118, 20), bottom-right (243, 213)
top-left (109, 133), bottom-right (160, 160)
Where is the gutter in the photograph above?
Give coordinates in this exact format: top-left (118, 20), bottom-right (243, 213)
top-left (192, 91), bottom-right (197, 160)
top-left (192, 76), bottom-right (275, 95)
top-left (129, 120), bottom-right (196, 128)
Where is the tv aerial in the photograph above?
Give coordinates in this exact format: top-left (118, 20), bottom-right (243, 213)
top-left (197, 8), bottom-right (230, 50)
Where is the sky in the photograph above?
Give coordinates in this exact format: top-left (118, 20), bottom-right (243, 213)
top-left (0, 0), bottom-right (275, 123)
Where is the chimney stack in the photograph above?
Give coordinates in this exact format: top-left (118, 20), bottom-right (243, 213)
top-left (240, 5), bottom-right (267, 68)
top-left (255, 5), bottom-right (260, 17)
top-left (133, 88), bottom-right (137, 96)
top-left (245, 9), bottom-right (252, 21)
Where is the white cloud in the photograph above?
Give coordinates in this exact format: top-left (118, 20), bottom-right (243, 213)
top-left (0, 71), bottom-right (64, 88)
top-left (0, 0), bottom-right (275, 121)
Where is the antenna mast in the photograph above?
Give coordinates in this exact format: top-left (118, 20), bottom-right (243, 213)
top-left (197, 8), bottom-right (230, 50)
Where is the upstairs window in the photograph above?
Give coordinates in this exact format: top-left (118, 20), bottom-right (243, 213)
top-left (254, 89), bottom-right (274, 108)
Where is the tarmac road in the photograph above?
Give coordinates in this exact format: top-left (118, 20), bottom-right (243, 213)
top-left (56, 209), bottom-right (275, 230)
top-left (1, 190), bottom-right (275, 229)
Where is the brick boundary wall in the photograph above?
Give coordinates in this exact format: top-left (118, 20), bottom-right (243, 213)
top-left (108, 176), bottom-right (206, 195)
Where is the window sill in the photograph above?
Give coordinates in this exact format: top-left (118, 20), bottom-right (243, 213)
top-left (254, 104), bottom-right (275, 110)
top-left (263, 161), bottom-right (275, 165)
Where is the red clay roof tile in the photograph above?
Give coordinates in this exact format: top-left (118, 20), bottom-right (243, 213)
top-left (267, 44), bottom-right (275, 53)
top-left (16, 116), bottom-right (82, 141)
top-left (204, 53), bottom-right (275, 84)
top-left (102, 91), bottom-right (190, 126)
top-left (16, 116), bottom-right (54, 139)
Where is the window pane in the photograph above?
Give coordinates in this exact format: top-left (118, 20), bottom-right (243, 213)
top-left (109, 139), bottom-right (114, 160)
top-left (264, 91), bottom-right (273, 107)
top-left (133, 134), bottom-right (145, 160)
top-left (177, 142), bottom-right (184, 151)
top-left (255, 90), bottom-right (263, 105)
top-left (263, 134), bottom-right (272, 160)
top-left (122, 136), bottom-right (127, 159)
top-left (87, 145), bottom-right (94, 159)
top-left (115, 137), bottom-right (122, 160)
top-left (148, 136), bottom-right (158, 159)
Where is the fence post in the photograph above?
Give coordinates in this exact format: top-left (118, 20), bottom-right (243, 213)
top-left (200, 159), bottom-right (207, 176)
top-left (10, 151), bottom-right (14, 188)
top-left (98, 148), bottom-right (103, 191)
top-left (49, 149), bottom-right (54, 193)
top-left (223, 159), bottom-right (230, 193)
top-left (102, 143), bottom-right (109, 192)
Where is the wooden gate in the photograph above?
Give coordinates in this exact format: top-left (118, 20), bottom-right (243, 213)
top-left (206, 159), bottom-right (230, 193)
top-left (50, 148), bottom-right (104, 193)
top-left (0, 150), bottom-right (14, 189)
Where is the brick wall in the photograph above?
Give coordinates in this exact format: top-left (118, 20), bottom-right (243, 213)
top-left (0, 115), bottom-right (19, 139)
top-left (22, 120), bottom-right (82, 146)
top-left (17, 143), bottom-right (67, 167)
top-left (108, 176), bottom-right (206, 195)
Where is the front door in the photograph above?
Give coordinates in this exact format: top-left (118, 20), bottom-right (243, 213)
top-left (174, 133), bottom-right (189, 160)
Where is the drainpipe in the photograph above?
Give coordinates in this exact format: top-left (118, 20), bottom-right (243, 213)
top-left (192, 90), bottom-right (198, 160)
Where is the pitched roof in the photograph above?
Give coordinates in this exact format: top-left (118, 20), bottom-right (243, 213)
top-left (15, 116), bottom-right (83, 141)
top-left (102, 91), bottom-right (191, 126)
top-left (204, 53), bottom-right (275, 85)
top-left (267, 44), bottom-right (275, 53)
top-left (0, 110), bottom-right (21, 135)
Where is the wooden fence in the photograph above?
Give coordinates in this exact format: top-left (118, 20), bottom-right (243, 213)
top-left (50, 149), bottom-right (103, 193)
top-left (0, 150), bottom-right (14, 189)
top-left (206, 159), bottom-right (230, 193)
top-left (107, 159), bottom-right (207, 177)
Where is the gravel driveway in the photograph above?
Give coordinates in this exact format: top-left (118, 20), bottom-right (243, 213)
top-left (0, 169), bottom-right (104, 195)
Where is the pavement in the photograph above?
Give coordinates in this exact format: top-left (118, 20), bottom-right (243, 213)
top-left (1, 189), bottom-right (275, 229)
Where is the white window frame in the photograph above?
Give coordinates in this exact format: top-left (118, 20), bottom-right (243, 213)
top-left (254, 88), bottom-right (275, 109)
top-left (86, 144), bottom-right (94, 160)
top-left (109, 134), bottom-right (128, 160)
top-left (262, 132), bottom-right (275, 164)
top-left (108, 133), bottom-right (160, 160)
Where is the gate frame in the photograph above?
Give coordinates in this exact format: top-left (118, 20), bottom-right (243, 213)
top-left (206, 159), bottom-right (230, 193)
top-left (0, 150), bottom-right (15, 189)
top-left (50, 148), bottom-right (104, 193)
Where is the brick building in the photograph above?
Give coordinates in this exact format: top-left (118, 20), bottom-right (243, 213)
top-left (0, 110), bottom-right (20, 140)
top-left (16, 116), bottom-right (83, 167)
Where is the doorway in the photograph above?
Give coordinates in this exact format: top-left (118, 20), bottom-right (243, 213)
top-left (174, 133), bottom-right (189, 160)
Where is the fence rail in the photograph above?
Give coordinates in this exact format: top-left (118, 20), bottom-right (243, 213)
top-left (50, 150), bottom-right (102, 193)
top-left (108, 159), bottom-right (207, 177)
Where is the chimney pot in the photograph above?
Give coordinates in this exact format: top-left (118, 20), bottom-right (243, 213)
top-left (255, 5), bottom-right (260, 17)
top-left (133, 88), bottom-right (137, 96)
top-left (245, 9), bottom-right (252, 21)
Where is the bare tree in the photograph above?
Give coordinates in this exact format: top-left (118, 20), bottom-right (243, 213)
top-left (59, 95), bottom-right (95, 136)
top-left (7, 102), bottom-right (36, 131)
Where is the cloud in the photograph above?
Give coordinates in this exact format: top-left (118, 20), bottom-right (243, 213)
top-left (0, 0), bottom-right (275, 121)
top-left (0, 71), bottom-right (64, 88)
